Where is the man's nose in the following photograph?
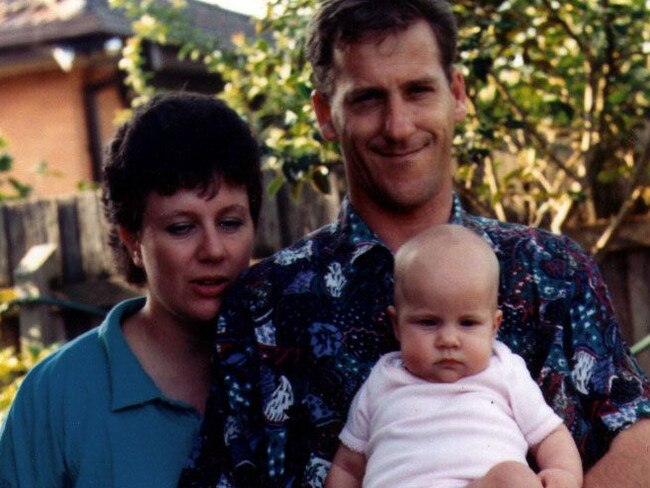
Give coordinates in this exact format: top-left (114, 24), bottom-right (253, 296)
top-left (384, 96), bottom-right (416, 141)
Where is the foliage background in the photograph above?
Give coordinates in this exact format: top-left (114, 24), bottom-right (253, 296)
top-left (0, 133), bottom-right (33, 200)
top-left (0, 342), bottom-right (57, 423)
top-left (111, 0), bottom-right (650, 242)
top-left (2, 0), bottom-right (648, 419)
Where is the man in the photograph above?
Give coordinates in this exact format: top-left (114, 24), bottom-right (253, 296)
top-left (179, 1), bottom-right (650, 486)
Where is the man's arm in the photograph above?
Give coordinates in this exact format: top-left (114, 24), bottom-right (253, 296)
top-left (324, 444), bottom-right (366, 488)
top-left (583, 419), bottom-right (650, 488)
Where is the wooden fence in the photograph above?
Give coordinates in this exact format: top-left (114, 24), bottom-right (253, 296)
top-left (0, 183), bottom-right (649, 374)
top-left (0, 173), bottom-right (340, 348)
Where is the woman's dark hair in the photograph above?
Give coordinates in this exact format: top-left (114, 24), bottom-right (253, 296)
top-left (306, 0), bottom-right (458, 97)
top-left (102, 92), bottom-right (262, 286)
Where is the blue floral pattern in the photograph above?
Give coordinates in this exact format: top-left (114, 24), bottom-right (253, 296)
top-left (179, 195), bottom-right (650, 487)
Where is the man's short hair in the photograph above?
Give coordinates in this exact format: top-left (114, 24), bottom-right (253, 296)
top-left (306, 0), bottom-right (458, 97)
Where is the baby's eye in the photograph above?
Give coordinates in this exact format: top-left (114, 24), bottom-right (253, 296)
top-left (460, 319), bottom-right (480, 327)
top-left (419, 318), bottom-right (441, 327)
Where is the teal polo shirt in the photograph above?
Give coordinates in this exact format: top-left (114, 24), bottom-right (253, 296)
top-left (0, 297), bottom-right (203, 487)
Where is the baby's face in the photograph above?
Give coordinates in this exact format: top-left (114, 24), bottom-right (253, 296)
top-left (390, 259), bottom-right (501, 383)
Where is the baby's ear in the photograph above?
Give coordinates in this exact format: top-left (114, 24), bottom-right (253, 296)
top-left (388, 305), bottom-right (400, 341)
top-left (492, 309), bottom-right (503, 335)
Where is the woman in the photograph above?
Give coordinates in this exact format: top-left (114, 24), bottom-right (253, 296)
top-left (0, 92), bottom-right (262, 486)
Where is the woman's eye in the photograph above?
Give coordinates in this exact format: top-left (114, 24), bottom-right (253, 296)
top-left (166, 222), bottom-right (194, 236)
top-left (219, 218), bottom-right (244, 232)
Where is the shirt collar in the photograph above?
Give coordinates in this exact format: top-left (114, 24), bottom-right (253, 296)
top-left (333, 196), bottom-right (390, 263)
top-left (449, 192), bottom-right (497, 248)
top-left (334, 193), bottom-right (495, 259)
top-left (98, 297), bottom-right (164, 412)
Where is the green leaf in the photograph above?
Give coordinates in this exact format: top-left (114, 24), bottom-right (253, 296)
top-left (0, 154), bottom-right (13, 172)
top-left (267, 173), bottom-right (286, 195)
top-left (8, 178), bottom-right (32, 198)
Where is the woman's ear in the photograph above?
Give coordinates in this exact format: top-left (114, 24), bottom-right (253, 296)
top-left (118, 227), bottom-right (143, 267)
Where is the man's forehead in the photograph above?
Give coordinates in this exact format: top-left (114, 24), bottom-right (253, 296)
top-left (333, 20), bottom-right (437, 57)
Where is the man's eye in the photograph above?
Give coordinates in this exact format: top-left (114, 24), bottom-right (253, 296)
top-left (352, 92), bottom-right (381, 105)
top-left (408, 85), bottom-right (435, 98)
top-left (411, 85), bottom-right (429, 93)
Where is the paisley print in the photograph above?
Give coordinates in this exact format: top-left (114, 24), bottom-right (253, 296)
top-left (179, 195), bottom-right (650, 487)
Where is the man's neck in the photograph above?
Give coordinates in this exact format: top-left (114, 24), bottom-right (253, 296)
top-left (352, 191), bottom-right (454, 252)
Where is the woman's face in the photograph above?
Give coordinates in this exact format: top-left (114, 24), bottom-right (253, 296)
top-left (125, 181), bottom-right (255, 326)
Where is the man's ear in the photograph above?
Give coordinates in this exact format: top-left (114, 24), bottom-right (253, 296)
top-left (450, 68), bottom-right (467, 122)
top-left (118, 226), bottom-right (143, 267)
top-left (312, 90), bottom-right (338, 142)
top-left (388, 305), bottom-right (400, 342)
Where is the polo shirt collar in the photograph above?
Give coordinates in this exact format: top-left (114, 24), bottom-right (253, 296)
top-left (98, 297), bottom-right (164, 412)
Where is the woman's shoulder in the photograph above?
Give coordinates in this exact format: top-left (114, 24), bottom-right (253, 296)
top-left (15, 326), bottom-right (105, 398)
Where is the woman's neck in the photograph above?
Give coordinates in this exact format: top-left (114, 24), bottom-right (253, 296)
top-left (121, 304), bottom-right (213, 414)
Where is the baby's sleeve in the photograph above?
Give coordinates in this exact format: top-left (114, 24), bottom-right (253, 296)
top-left (338, 379), bottom-right (372, 454)
top-left (507, 350), bottom-right (564, 447)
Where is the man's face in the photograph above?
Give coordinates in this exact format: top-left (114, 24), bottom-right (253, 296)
top-left (313, 19), bottom-right (467, 217)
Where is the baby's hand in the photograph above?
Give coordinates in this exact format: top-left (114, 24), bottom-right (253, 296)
top-left (537, 468), bottom-right (582, 488)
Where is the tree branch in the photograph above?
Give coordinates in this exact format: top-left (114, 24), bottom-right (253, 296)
top-left (539, 0), bottom-right (594, 65)
top-left (592, 124), bottom-right (650, 262)
top-left (490, 73), bottom-right (583, 183)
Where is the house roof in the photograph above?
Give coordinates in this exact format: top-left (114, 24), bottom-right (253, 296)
top-left (0, 0), bottom-right (253, 50)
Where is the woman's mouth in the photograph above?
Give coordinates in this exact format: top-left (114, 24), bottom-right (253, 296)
top-left (190, 277), bottom-right (229, 298)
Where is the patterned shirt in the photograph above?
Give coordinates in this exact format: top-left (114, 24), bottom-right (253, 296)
top-left (179, 194), bottom-right (650, 488)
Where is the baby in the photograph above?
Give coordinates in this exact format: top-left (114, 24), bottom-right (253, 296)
top-left (325, 224), bottom-right (583, 488)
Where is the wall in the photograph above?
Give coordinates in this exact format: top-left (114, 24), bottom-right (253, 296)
top-left (0, 65), bottom-right (123, 196)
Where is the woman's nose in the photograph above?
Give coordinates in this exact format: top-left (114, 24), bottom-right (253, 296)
top-left (198, 227), bottom-right (226, 261)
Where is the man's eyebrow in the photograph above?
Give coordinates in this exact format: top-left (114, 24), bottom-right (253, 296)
top-left (406, 76), bottom-right (441, 87)
top-left (343, 86), bottom-right (386, 103)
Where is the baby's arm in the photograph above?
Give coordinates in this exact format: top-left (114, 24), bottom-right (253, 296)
top-left (324, 444), bottom-right (366, 488)
top-left (532, 424), bottom-right (583, 488)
